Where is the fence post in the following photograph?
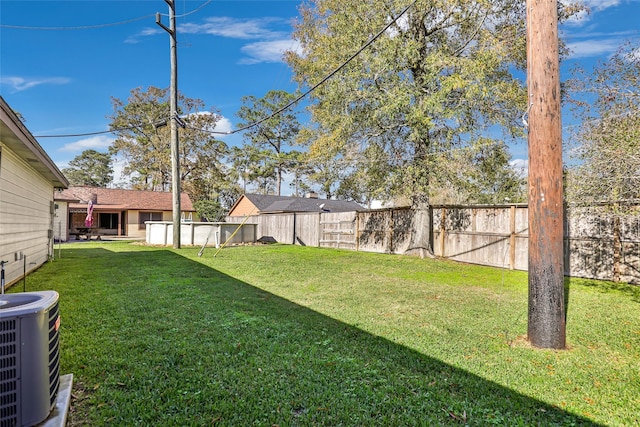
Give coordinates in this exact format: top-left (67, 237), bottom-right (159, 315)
top-left (440, 208), bottom-right (446, 257)
top-left (355, 212), bottom-right (360, 251)
top-left (292, 212), bottom-right (297, 245)
top-left (317, 212), bottom-right (322, 248)
top-left (510, 205), bottom-right (516, 270)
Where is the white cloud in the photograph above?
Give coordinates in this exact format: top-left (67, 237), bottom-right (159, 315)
top-left (581, 0), bottom-right (622, 11)
top-left (59, 135), bottom-right (114, 152)
top-left (385, 13), bottom-right (409, 37)
top-left (630, 46), bottom-right (640, 61)
top-left (561, 0), bottom-right (622, 27)
top-left (125, 27), bottom-right (163, 44)
top-left (566, 38), bottom-right (623, 58)
top-left (180, 17), bottom-right (286, 40)
top-left (240, 39), bottom-right (301, 64)
top-left (0, 76), bottom-right (70, 92)
top-left (510, 159), bottom-right (528, 178)
top-left (110, 156), bottom-right (128, 186)
top-left (129, 15), bottom-right (298, 64)
top-left (561, 9), bottom-right (592, 27)
top-left (184, 112), bottom-right (234, 136)
top-left (214, 116), bottom-right (233, 134)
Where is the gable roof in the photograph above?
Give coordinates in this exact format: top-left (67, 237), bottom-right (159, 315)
top-left (55, 186), bottom-right (195, 211)
top-left (0, 96), bottom-right (68, 188)
top-left (236, 193), bottom-right (363, 214)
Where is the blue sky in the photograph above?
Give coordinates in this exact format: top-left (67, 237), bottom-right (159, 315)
top-left (1, 0), bottom-right (639, 191)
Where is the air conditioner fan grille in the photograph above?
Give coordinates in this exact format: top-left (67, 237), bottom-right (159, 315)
top-left (0, 319), bottom-right (17, 427)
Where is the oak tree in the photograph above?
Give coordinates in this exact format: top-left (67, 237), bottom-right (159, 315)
top-left (287, 0), bottom-right (531, 210)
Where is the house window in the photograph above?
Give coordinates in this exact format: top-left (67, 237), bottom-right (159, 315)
top-left (99, 213), bottom-right (118, 230)
top-left (139, 212), bottom-right (163, 229)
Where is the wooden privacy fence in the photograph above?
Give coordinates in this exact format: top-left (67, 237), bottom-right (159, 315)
top-left (227, 204), bottom-right (640, 284)
top-left (226, 212), bottom-right (357, 248)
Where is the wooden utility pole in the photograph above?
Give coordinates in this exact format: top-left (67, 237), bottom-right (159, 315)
top-left (157, 0), bottom-right (181, 249)
top-left (526, 0), bottom-right (566, 349)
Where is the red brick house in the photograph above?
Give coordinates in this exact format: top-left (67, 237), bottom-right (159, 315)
top-left (55, 186), bottom-right (195, 240)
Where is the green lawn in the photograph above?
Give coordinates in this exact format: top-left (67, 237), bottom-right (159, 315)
top-left (16, 241), bottom-right (639, 426)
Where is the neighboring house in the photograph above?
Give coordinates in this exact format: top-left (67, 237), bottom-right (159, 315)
top-left (228, 193), bottom-right (364, 217)
top-left (0, 96), bottom-right (69, 288)
top-left (55, 186), bottom-right (196, 240)
top-left (53, 193), bottom-right (78, 242)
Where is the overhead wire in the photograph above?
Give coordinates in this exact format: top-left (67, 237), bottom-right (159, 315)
top-left (0, 1), bottom-right (211, 30)
top-left (0, 15), bottom-right (156, 31)
top-left (34, 123), bottom-right (156, 139)
top-left (31, 0), bottom-right (417, 139)
top-left (204, 0), bottom-right (418, 136)
top-left (175, 0), bottom-right (212, 18)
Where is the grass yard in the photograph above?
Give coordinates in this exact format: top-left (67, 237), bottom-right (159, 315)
top-left (15, 241), bottom-right (639, 426)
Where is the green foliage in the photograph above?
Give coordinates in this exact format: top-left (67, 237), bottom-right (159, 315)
top-left (235, 90), bottom-right (301, 195)
top-left (429, 139), bottom-right (526, 204)
top-left (193, 199), bottom-right (224, 222)
top-left (62, 149), bottom-right (113, 187)
top-left (108, 86), bottom-right (230, 202)
top-left (566, 42), bottom-right (640, 207)
top-left (287, 0), bottom-right (532, 205)
top-left (17, 242), bottom-right (638, 426)
top-left (228, 144), bottom-right (279, 195)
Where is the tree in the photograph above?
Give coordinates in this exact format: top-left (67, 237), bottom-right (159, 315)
top-left (236, 90), bottom-right (301, 195)
top-left (565, 42), bottom-right (639, 283)
top-left (108, 86), bottom-right (228, 202)
top-left (287, 0), bottom-right (532, 206)
top-left (287, 1), bottom-right (581, 249)
top-left (279, 150), bottom-right (311, 197)
top-left (452, 140), bottom-right (526, 205)
top-left (228, 145), bottom-right (277, 195)
top-left (62, 149), bottom-right (113, 187)
top-left (565, 42), bottom-right (640, 206)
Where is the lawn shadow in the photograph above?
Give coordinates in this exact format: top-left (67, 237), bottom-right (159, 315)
top-left (568, 276), bottom-right (640, 303)
top-left (40, 246), bottom-right (602, 426)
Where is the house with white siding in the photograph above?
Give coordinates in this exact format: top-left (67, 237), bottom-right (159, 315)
top-left (0, 96), bottom-right (68, 290)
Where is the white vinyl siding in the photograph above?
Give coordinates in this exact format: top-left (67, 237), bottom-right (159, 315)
top-left (53, 201), bottom-right (69, 241)
top-left (0, 146), bottom-right (54, 287)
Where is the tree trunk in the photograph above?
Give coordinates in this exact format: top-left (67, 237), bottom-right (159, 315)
top-left (613, 214), bottom-right (622, 282)
top-left (276, 167), bottom-right (282, 196)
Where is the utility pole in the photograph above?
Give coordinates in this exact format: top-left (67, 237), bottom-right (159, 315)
top-left (526, 0), bottom-right (566, 349)
top-left (157, 0), bottom-right (181, 249)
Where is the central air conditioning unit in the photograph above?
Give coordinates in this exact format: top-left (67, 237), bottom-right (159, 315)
top-left (0, 291), bottom-right (61, 427)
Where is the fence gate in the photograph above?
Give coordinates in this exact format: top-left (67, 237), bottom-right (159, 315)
top-left (319, 218), bottom-right (356, 249)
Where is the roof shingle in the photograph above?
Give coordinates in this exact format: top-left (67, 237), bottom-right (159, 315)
top-left (55, 186), bottom-right (195, 211)
top-left (242, 193), bottom-right (363, 213)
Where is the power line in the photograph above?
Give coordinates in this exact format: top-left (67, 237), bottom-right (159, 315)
top-left (175, 0), bottom-right (212, 18)
top-left (0, 15), bottom-right (156, 31)
top-left (201, 0), bottom-right (418, 136)
top-left (0, 1), bottom-right (211, 30)
top-left (34, 122), bottom-right (167, 139)
top-left (32, 0), bottom-right (416, 139)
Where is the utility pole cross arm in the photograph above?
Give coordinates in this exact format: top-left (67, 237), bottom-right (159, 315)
top-left (155, 12), bottom-right (172, 34)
